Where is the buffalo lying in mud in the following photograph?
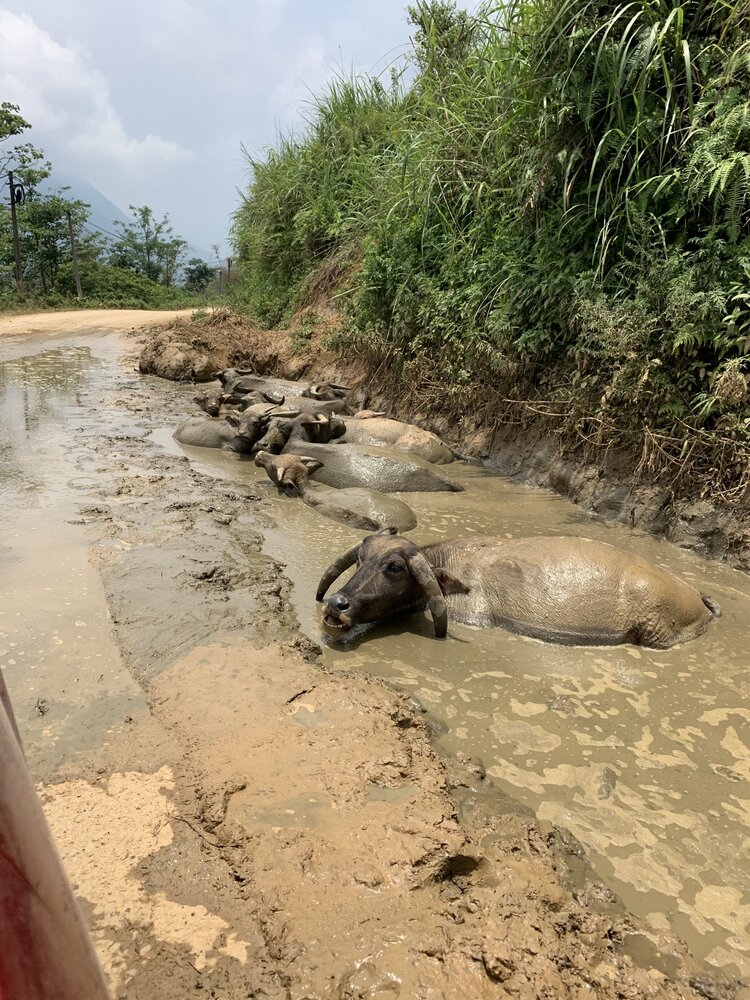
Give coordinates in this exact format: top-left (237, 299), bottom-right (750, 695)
top-left (175, 409), bottom-right (346, 455)
top-left (316, 529), bottom-right (721, 647)
top-left (281, 442), bottom-right (463, 493)
top-left (300, 382), bottom-right (349, 401)
top-left (343, 413), bottom-right (454, 465)
top-left (253, 413), bottom-right (346, 453)
top-left (213, 370), bottom-right (350, 413)
top-left (174, 407), bottom-right (301, 453)
top-left (193, 387), bottom-right (283, 417)
top-left (254, 452), bottom-right (417, 532)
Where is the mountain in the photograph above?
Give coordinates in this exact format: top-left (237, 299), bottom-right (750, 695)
top-left (39, 172), bottom-right (213, 263)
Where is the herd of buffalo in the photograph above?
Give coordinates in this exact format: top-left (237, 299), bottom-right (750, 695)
top-left (173, 367), bottom-right (721, 649)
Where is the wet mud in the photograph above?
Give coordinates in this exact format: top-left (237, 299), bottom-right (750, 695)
top-left (0, 314), bottom-right (746, 998)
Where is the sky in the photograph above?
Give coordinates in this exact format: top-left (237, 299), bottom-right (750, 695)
top-left (0, 1), bottom-right (458, 255)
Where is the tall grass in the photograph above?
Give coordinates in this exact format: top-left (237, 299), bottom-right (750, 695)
top-left (232, 74), bottom-right (405, 324)
top-left (233, 1), bottom-right (749, 498)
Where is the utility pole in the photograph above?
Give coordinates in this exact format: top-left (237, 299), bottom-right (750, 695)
top-left (226, 257), bottom-right (232, 284)
top-left (66, 210), bottom-right (83, 301)
top-left (7, 171), bottom-right (23, 293)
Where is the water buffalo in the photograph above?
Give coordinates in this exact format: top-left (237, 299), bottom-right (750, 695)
top-left (214, 367), bottom-right (255, 388)
top-left (343, 414), bottom-right (454, 465)
top-left (174, 415), bottom-right (246, 452)
top-left (214, 370), bottom-right (307, 399)
top-left (253, 413), bottom-right (346, 454)
top-left (174, 408), bottom-right (300, 453)
top-left (254, 452), bottom-right (417, 532)
top-left (281, 442), bottom-right (463, 493)
top-left (316, 529), bottom-right (721, 647)
top-left (228, 387), bottom-right (285, 408)
top-left (279, 395), bottom-right (350, 416)
top-left (194, 387), bottom-right (284, 416)
top-left (192, 387), bottom-right (226, 417)
top-left (300, 382), bottom-right (350, 401)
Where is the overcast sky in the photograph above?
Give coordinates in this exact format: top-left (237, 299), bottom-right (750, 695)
top-left (0, 1), bottom-right (458, 254)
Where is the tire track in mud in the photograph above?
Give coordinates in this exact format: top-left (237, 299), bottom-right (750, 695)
top-left (33, 333), bottom-right (739, 999)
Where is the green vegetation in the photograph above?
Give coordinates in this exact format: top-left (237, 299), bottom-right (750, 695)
top-left (0, 102), bottom-right (212, 310)
top-left (109, 205), bottom-right (187, 287)
top-left (233, 1), bottom-right (749, 499)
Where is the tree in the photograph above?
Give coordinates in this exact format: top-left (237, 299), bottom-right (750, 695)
top-left (0, 102), bottom-right (50, 187)
top-left (109, 205), bottom-right (187, 286)
top-left (183, 257), bottom-right (214, 292)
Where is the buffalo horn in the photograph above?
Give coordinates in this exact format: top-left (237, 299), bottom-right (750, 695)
top-left (406, 552), bottom-right (448, 639)
top-left (263, 390), bottom-right (285, 405)
top-left (315, 544), bottom-right (360, 602)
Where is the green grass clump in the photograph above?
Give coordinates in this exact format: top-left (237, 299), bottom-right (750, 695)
top-left (233, 1), bottom-right (750, 498)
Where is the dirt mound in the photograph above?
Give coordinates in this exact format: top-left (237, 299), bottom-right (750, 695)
top-left (138, 308), bottom-right (269, 382)
top-left (136, 307), bottom-right (346, 385)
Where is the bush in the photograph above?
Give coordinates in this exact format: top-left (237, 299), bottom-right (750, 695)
top-left (233, 0), bottom-right (750, 498)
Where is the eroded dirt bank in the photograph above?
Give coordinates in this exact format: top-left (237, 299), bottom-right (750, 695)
top-left (0, 313), bottom-right (741, 999)
top-left (139, 310), bottom-right (749, 572)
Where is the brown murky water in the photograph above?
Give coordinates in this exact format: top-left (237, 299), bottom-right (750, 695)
top-left (2, 333), bottom-right (749, 980)
top-left (155, 419), bottom-right (750, 978)
top-left (0, 336), bottom-right (150, 772)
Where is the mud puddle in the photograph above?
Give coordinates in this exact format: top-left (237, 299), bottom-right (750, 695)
top-left (3, 321), bottom-right (747, 995)
top-left (159, 420), bottom-right (750, 977)
top-left (0, 331), bottom-right (295, 998)
top-left (0, 338), bottom-right (150, 771)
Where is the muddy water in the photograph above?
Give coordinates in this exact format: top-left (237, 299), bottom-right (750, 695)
top-left (0, 335), bottom-right (152, 772)
top-left (156, 421), bottom-right (750, 978)
top-left (3, 331), bottom-right (750, 979)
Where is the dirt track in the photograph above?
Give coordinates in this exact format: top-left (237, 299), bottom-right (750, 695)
top-left (1, 310), bottom-right (738, 998)
top-left (0, 308), bottom-right (194, 340)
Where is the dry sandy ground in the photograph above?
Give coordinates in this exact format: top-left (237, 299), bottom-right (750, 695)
top-left (0, 308), bottom-right (194, 339)
top-left (3, 310), bottom-right (741, 999)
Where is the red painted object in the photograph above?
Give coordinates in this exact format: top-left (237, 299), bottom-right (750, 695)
top-left (0, 673), bottom-right (111, 1000)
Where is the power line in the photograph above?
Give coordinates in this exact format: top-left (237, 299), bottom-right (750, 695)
top-left (82, 219), bottom-right (121, 240)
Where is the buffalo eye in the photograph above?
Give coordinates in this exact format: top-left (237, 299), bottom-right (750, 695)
top-left (385, 561), bottom-right (404, 574)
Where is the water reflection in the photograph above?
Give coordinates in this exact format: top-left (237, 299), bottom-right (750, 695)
top-left (0, 347), bottom-right (99, 509)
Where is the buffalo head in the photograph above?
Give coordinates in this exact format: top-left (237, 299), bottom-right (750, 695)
top-left (254, 451), bottom-right (323, 494)
top-left (316, 529), bottom-right (468, 640)
top-left (193, 388), bottom-right (225, 417)
top-left (225, 409), bottom-right (270, 449)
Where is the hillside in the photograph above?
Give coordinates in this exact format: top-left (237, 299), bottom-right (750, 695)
top-left (230, 0), bottom-right (749, 513)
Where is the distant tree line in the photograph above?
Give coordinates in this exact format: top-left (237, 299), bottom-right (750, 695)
top-left (0, 102), bottom-right (215, 307)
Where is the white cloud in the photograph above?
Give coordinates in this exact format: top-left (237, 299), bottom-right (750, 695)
top-left (0, 0), bottom-right (433, 248)
top-left (0, 9), bottom-right (192, 179)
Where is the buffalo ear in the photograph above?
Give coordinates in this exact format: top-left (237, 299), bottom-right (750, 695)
top-left (225, 412), bottom-right (240, 427)
top-left (299, 457), bottom-right (324, 473)
top-left (432, 568), bottom-right (469, 596)
top-left (192, 394), bottom-right (203, 404)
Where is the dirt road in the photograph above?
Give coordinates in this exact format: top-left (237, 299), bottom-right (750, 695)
top-left (0, 311), bottom-right (733, 998)
top-left (0, 308), bottom-right (195, 340)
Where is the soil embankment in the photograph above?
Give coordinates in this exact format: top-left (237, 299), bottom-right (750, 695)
top-left (0, 310), bottom-right (740, 998)
top-left (139, 309), bottom-right (749, 572)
